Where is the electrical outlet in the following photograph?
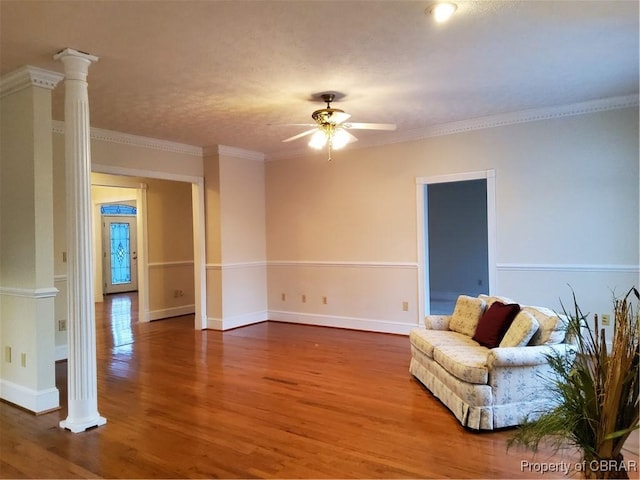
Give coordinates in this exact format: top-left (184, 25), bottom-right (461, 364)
top-left (322, 296), bottom-right (328, 305)
top-left (601, 314), bottom-right (611, 326)
top-left (302, 294), bottom-right (307, 303)
top-left (5, 346), bottom-right (11, 363)
top-left (21, 353), bottom-right (26, 367)
top-left (402, 301), bottom-right (409, 312)
top-left (58, 319), bottom-right (67, 332)
top-left (281, 293), bottom-right (286, 301)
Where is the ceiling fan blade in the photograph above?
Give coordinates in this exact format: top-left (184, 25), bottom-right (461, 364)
top-left (344, 130), bottom-right (358, 143)
top-left (270, 123), bottom-right (317, 127)
top-left (343, 122), bottom-right (397, 131)
top-left (282, 128), bottom-right (317, 143)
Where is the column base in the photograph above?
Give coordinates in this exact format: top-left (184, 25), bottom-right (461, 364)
top-left (60, 415), bottom-right (107, 433)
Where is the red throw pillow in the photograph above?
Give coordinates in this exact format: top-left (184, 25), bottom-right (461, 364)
top-left (472, 302), bottom-right (521, 348)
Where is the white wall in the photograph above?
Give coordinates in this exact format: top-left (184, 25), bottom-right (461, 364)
top-left (204, 149), bottom-right (268, 330)
top-left (265, 107), bottom-right (639, 336)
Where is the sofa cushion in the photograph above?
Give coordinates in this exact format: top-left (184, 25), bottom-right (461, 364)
top-left (500, 310), bottom-right (539, 347)
top-left (479, 294), bottom-right (516, 307)
top-left (433, 345), bottom-right (490, 385)
top-left (524, 306), bottom-right (568, 345)
top-left (410, 328), bottom-right (480, 359)
top-left (424, 315), bottom-right (451, 330)
top-left (472, 302), bottom-right (521, 348)
top-left (449, 295), bottom-right (487, 337)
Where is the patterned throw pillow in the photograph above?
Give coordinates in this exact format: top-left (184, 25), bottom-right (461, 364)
top-left (499, 310), bottom-right (539, 348)
top-left (449, 295), bottom-right (486, 337)
top-left (525, 306), bottom-right (569, 345)
top-left (478, 294), bottom-right (516, 307)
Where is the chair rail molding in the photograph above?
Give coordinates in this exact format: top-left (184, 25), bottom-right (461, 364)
top-left (206, 261), bottom-right (267, 270)
top-left (148, 260), bottom-right (195, 268)
top-left (267, 260), bottom-right (418, 269)
top-left (496, 263), bottom-right (640, 273)
top-left (0, 286), bottom-right (59, 298)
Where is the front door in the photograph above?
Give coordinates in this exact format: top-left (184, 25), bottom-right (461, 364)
top-left (102, 216), bottom-right (138, 294)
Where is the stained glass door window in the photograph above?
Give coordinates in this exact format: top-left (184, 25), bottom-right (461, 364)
top-left (110, 222), bottom-right (132, 285)
top-left (102, 214), bottom-right (138, 294)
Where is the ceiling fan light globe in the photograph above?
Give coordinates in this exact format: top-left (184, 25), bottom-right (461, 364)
top-left (332, 128), bottom-right (350, 149)
top-left (429, 2), bottom-right (457, 23)
top-left (309, 130), bottom-right (327, 149)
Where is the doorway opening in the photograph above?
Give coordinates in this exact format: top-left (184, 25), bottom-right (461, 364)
top-left (91, 168), bottom-right (207, 331)
top-left (427, 179), bottom-right (488, 313)
top-left (416, 170), bottom-right (497, 318)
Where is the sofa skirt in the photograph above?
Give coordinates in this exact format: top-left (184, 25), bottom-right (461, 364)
top-left (410, 355), bottom-right (494, 430)
top-left (410, 346), bottom-right (553, 430)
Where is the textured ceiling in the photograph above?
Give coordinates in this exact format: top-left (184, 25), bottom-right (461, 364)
top-left (1, 0), bottom-right (638, 159)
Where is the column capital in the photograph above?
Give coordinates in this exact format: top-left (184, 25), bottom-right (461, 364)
top-left (0, 65), bottom-right (64, 98)
top-left (54, 48), bottom-right (99, 81)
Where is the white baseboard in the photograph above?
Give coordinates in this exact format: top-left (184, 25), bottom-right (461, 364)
top-left (55, 344), bottom-right (68, 361)
top-left (268, 310), bottom-right (415, 335)
top-left (148, 304), bottom-right (196, 321)
top-left (0, 379), bottom-right (59, 413)
top-left (207, 310), bottom-right (268, 330)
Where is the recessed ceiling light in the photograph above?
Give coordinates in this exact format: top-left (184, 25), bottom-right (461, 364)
top-left (427, 2), bottom-right (457, 23)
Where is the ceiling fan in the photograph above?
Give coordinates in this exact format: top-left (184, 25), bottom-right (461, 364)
top-left (282, 93), bottom-right (396, 160)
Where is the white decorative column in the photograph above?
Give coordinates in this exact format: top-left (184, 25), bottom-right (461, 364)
top-left (0, 66), bottom-right (64, 413)
top-left (54, 48), bottom-right (106, 432)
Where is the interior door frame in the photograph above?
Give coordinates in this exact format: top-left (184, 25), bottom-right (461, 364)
top-left (92, 164), bottom-right (207, 330)
top-left (91, 182), bottom-right (148, 316)
top-left (416, 169), bottom-right (497, 321)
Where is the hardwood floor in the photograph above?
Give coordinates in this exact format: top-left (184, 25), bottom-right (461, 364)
top-left (1, 293), bottom-right (637, 479)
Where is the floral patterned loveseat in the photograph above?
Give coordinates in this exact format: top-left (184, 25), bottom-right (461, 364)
top-left (409, 294), bottom-right (576, 430)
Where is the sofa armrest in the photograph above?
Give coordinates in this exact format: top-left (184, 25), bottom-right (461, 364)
top-left (424, 315), bottom-right (451, 330)
top-left (487, 343), bottom-right (577, 368)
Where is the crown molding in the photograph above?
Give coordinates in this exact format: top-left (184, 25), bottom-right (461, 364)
top-left (50, 122), bottom-right (265, 160)
top-left (0, 65), bottom-right (64, 98)
top-left (203, 145), bottom-right (265, 162)
top-left (51, 121), bottom-right (202, 156)
top-left (46, 93), bottom-right (639, 162)
top-left (218, 145), bottom-right (265, 162)
top-left (265, 94), bottom-right (639, 161)
top-left (388, 94), bottom-right (640, 144)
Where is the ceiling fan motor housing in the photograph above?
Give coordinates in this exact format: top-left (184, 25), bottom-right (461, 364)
top-left (312, 108), bottom-right (346, 125)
